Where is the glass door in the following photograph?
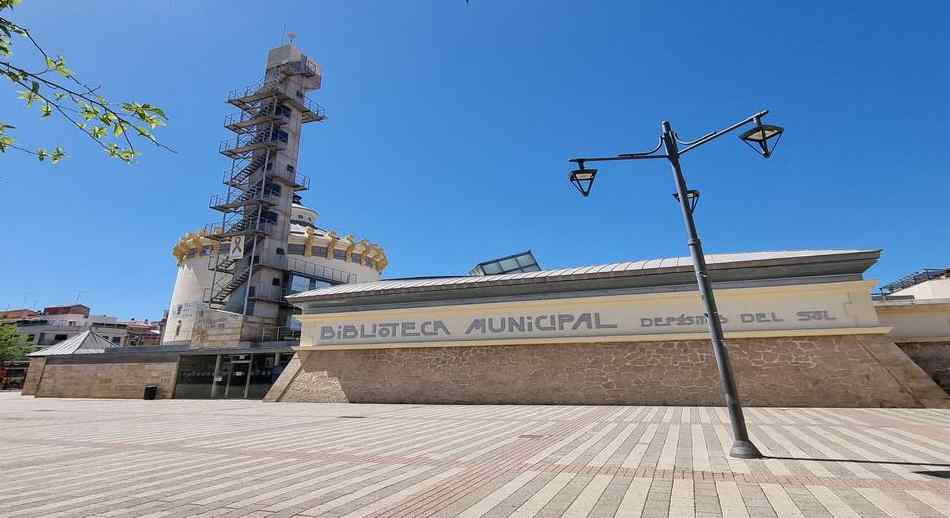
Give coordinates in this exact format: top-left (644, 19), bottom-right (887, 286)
top-left (225, 360), bottom-right (250, 398)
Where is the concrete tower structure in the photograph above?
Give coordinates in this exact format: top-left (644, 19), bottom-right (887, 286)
top-left (161, 44), bottom-right (387, 346)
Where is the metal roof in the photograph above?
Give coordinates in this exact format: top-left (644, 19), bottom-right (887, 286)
top-left (287, 249), bottom-right (879, 304)
top-left (27, 330), bottom-right (114, 357)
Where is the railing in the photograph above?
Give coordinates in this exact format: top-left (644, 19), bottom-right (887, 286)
top-left (269, 168), bottom-right (310, 190)
top-left (287, 256), bottom-right (357, 284)
top-left (227, 80), bottom-right (326, 122)
top-left (15, 320), bottom-right (127, 329)
top-left (209, 185), bottom-right (270, 210)
top-left (257, 326), bottom-right (301, 343)
top-left (219, 131), bottom-right (284, 156)
top-left (203, 218), bottom-right (275, 238)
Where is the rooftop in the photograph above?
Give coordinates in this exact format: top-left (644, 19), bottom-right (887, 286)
top-left (28, 330), bottom-right (115, 357)
top-left (288, 249), bottom-right (880, 310)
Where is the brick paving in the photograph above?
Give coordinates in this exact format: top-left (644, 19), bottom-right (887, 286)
top-left (0, 394), bottom-right (948, 517)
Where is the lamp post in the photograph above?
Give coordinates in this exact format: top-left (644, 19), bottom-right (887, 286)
top-left (568, 110), bottom-right (784, 459)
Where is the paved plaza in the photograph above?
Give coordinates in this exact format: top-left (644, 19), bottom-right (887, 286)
top-left (0, 393), bottom-right (948, 517)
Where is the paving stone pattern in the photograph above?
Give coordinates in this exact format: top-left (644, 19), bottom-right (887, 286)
top-left (0, 393), bottom-right (948, 517)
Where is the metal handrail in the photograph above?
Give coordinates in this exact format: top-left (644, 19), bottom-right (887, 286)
top-left (286, 256), bottom-right (357, 284)
top-left (257, 326), bottom-right (301, 343)
top-left (227, 80), bottom-right (326, 121)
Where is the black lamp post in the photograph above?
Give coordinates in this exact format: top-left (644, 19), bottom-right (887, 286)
top-left (568, 110), bottom-right (783, 459)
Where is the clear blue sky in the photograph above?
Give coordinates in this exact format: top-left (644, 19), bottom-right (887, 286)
top-left (2, 1), bottom-right (948, 319)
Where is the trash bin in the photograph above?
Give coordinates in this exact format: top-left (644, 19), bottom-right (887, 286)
top-left (143, 385), bottom-right (159, 400)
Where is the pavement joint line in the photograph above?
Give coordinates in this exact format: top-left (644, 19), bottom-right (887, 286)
top-left (2, 396), bottom-right (949, 518)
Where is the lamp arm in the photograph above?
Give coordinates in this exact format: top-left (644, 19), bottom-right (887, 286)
top-left (570, 137), bottom-right (667, 164)
top-left (677, 110), bottom-right (769, 156)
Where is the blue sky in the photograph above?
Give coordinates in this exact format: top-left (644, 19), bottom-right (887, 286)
top-left (1, 1), bottom-right (948, 319)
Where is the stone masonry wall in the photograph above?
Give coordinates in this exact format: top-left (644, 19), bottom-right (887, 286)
top-left (279, 334), bottom-right (950, 408)
top-left (897, 341), bottom-right (950, 394)
top-left (33, 355), bottom-right (179, 399)
top-left (21, 357), bottom-right (46, 396)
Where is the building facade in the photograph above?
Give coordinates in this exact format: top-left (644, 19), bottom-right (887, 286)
top-left (11, 304), bottom-right (128, 349)
top-left (275, 250), bottom-right (950, 408)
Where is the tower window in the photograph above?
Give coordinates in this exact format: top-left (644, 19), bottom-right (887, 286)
top-left (286, 164), bottom-right (295, 173)
top-left (272, 277), bottom-right (281, 286)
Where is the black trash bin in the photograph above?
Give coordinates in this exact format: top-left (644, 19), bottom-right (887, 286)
top-left (143, 385), bottom-right (159, 400)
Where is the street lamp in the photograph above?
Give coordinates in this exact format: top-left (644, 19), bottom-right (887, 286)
top-left (568, 110), bottom-right (784, 459)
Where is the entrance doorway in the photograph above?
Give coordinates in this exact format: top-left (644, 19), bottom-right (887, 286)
top-left (174, 352), bottom-right (294, 400)
top-left (223, 357), bottom-right (250, 398)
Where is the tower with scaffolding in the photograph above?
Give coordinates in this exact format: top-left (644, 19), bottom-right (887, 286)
top-left (162, 44), bottom-right (387, 347)
top-left (207, 44), bottom-right (323, 322)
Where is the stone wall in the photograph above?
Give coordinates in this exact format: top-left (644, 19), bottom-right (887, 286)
top-left (897, 341), bottom-right (950, 393)
top-left (32, 354), bottom-right (179, 399)
top-left (279, 334), bottom-right (950, 408)
top-left (21, 357), bottom-right (46, 396)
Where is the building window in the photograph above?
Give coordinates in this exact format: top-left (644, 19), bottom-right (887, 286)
top-left (313, 246), bottom-right (327, 257)
top-left (54, 334), bottom-right (68, 342)
top-left (287, 244), bottom-right (305, 255)
top-left (272, 277), bottom-right (281, 286)
top-left (290, 274), bottom-right (310, 294)
top-left (248, 286), bottom-right (256, 297)
top-left (334, 250), bottom-right (346, 260)
top-left (276, 247), bottom-right (285, 255)
top-left (276, 104), bottom-right (291, 117)
top-left (68, 321), bottom-right (76, 326)
top-left (111, 336), bottom-right (121, 344)
top-left (175, 321), bottom-right (181, 336)
top-left (352, 253), bottom-right (362, 264)
top-left (246, 301), bottom-right (255, 315)
top-left (272, 129), bottom-right (289, 143)
top-left (176, 305), bottom-right (182, 315)
top-left (286, 164), bottom-right (295, 173)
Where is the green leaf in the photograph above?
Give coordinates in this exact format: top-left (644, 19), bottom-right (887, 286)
top-left (80, 103), bottom-right (99, 120)
top-left (40, 103), bottom-right (52, 117)
top-left (30, 80), bottom-right (39, 93)
top-left (36, 148), bottom-right (48, 161)
top-left (16, 89), bottom-right (37, 107)
top-left (50, 146), bottom-right (65, 164)
top-left (90, 126), bottom-right (106, 139)
top-left (113, 122), bottom-right (125, 138)
top-left (0, 134), bottom-right (12, 152)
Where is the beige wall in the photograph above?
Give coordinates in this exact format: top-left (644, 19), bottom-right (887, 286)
top-left (876, 301), bottom-right (950, 341)
top-left (298, 280), bottom-right (885, 350)
top-left (892, 278), bottom-right (950, 300)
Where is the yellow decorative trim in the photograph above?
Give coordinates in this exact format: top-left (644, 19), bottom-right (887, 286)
top-left (297, 326), bottom-right (895, 352)
top-left (171, 229), bottom-right (217, 266)
top-left (325, 232), bottom-right (338, 259)
top-left (343, 234), bottom-right (356, 262)
top-left (303, 227), bottom-right (316, 257)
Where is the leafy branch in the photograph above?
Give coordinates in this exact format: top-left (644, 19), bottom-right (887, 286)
top-left (0, 0), bottom-right (172, 164)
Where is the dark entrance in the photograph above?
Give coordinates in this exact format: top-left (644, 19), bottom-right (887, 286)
top-left (174, 352), bottom-right (294, 400)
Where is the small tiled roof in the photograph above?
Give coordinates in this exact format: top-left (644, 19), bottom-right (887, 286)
top-left (287, 249), bottom-right (879, 303)
top-left (28, 330), bottom-right (114, 357)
